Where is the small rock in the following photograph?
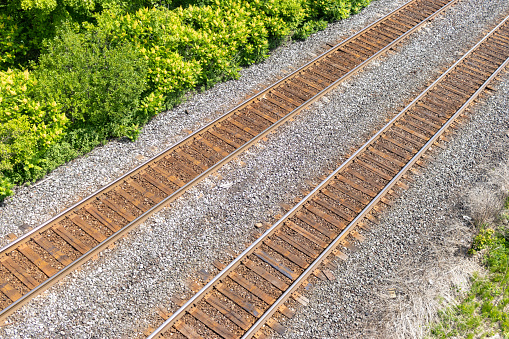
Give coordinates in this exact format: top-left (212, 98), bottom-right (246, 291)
top-left (255, 223), bottom-right (263, 228)
top-left (18, 223), bottom-right (31, 232)
top-left (219, 182), bottom-right (234, 189)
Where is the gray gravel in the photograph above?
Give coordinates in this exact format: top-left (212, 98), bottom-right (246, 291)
top-left (2, 0), bottom-right (509, 337)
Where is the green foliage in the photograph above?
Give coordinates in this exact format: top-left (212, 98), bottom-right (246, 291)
top-left (294, 19), bottom-right (328, 40)
top-left (34, 28), bottom-right (149, 142)
top-left (0, 0), bottom-right (100, 69)
top-left (485, 234), bottom-right (509, 275)
top-left (87, 0), bottom-right (311, 107)
top-left (1, 0), bottom-right (373, 70)
top-left (470, 227), bottom-right (497, 254)
top-left (0, 68), bottom-right (68, 190)
top-left (0, 14), bottom-right (26, 69)
top-left (305, 0), bottom-right (352, 22)
top-left (0, 174), bottom-right (13, 200)
top-left (350, 0), bottom-right (372, 14)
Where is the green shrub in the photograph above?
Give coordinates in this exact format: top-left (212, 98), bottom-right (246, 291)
top-left (39, 139), bottom-right (80, 172)
top-left (0, 174), bottom-right (13, 200)
top-left (0, 0), bottom-right (99, 69)
top-left (305, 0), bottom-right (352, 22)
top-left (248, 0), bottom-right (306, 47)
top-left (294, 19), bottom-right (328, 40)
top-left (0, 68), bottom-right (68, 189)
top-left (1, 0), bottom-right (373, 70)
top-left (34, 28), bottom-right (149, 142)
top-left (351, 0), bottom-right (372, 14)
top-left (0, 13), bottom-right (27, 69)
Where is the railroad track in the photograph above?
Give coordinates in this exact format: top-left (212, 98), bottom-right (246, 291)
top-left (145, 14), bottom-right (509, 339)
top-left (0, 0), bottom-right (459, 320)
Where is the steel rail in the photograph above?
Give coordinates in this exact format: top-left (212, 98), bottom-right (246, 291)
top-left (0, 0), bottom-right (458, 322)
top-left (147, 14), bottom-right (509, 338)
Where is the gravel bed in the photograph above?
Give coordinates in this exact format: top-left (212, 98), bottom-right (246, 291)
top-left (2, 0), bottom-right (509, 337)
top-left (0, 0), bottom-right (409, 246)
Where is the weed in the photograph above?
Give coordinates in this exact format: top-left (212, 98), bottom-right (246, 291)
top-left (470, 227), bottom-right (496, 254)
top-left (468, 186), bottom-right (505, 226)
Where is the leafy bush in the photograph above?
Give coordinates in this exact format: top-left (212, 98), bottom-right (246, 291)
top-left (305, 0), bottom-right (352, 22)
top-left (34, 27), bottom-right (149, 142)
top-left (294, 19), bottom-right (328, 40)
top-left (0, 174), bottom-right (13, 200)
top-left (0, 0), bottom-right (100, 69)
top-left (0, 69), bottom-right (68, 191)
top-left (0, 13), bottom-right (27, 69)
top-left (248, 0), bottom-right (306, 47)
top-left (87, 1), bottom-right (302, 110)
top-left (350, 0), bottom-right (373, 14)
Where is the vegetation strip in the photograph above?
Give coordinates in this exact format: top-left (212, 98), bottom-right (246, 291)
top-left (146, 14), bottom-right (509, 339)
top-left (430, 204), bottom-right (509, 338)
